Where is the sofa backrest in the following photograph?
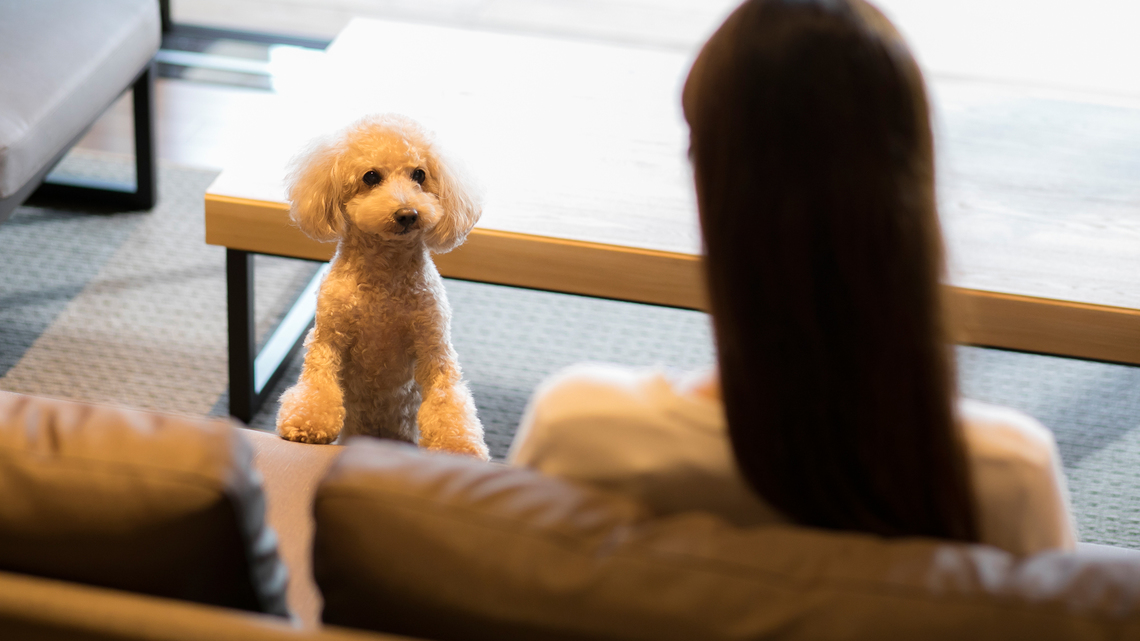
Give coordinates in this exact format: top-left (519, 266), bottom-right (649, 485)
top-left (0, 391), bottom-right (289, 616)
top-left (314, 438), bottom-right (1140, 640)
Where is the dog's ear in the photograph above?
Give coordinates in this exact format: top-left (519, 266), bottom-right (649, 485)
top-left (285, 135), bottom-right (348, 242)
top-left (424, 146), bottom-right (482, 254)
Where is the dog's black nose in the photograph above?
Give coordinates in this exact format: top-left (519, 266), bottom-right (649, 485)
top-left (394, 208), bottom-right (419, 228)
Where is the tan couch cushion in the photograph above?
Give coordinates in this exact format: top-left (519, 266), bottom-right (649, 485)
top-left (314, 437), bottom-right (1140, 640)
top-left (0, 391), bottom-right (288, 615)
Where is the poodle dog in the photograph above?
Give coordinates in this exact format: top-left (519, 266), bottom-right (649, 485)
top-left (276, 114), bottom-right (489, 460)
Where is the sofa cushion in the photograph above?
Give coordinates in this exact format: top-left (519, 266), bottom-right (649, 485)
top-left (0, 391), bottom-right (289, 616)
top-left (0, 0), bottom-right (159, 199)
top-left (314, 437), bottom-right (1140, 641)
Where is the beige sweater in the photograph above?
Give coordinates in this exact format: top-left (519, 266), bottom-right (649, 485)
top-left (509, 363), bottom-right (1077, 557)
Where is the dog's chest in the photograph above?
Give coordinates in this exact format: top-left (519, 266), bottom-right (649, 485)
top-left (345, 283), bottom-right (419, 358)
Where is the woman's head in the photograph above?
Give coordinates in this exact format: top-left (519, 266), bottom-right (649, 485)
top-left (684, 0), bottom-right (977, 541)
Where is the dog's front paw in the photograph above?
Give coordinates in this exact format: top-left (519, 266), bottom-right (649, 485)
top-left (417, 384), bottom-right (491, 460)
top-left (420, 430), bottom-right (491, 461)
top-left (278, 420), bottom-right (340, 444)
top-left (276, 381), bottom-right (345, 444)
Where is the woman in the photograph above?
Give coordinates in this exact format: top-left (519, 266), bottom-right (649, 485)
top-left (509, 0), bottom-right (1076, 556)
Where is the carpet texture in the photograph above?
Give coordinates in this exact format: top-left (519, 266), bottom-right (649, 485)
top-left (2, 151), bottom-right (1140, 548)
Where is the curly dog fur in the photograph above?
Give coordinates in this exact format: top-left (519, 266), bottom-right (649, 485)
top-left (276, 114), bottom-right (489, 459)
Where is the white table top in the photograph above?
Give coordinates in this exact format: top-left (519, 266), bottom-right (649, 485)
top-left (207, 17), bottom-right (1140, 309)
top-left (207, 18), bottom-right (699, 256)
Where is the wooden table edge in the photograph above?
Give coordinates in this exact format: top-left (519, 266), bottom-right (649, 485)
top-left (206, 192), bottom-right (1140, 365)
top-left (951, 288), bottom-right (1140, 365)
top-left (205, 191), bottom-right (708, 308)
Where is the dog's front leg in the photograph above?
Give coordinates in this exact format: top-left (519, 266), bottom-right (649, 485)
top-left (414, 341), bottom-right (490, 460)
top-left (277, 322), bottom-right (348, 444)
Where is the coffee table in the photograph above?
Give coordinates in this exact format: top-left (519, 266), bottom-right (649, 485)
top-left (206, 18), bottom-right (1140, 422)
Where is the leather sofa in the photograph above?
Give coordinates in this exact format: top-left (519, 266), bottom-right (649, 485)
top-left (3, 389), bottom-right (1140, 640)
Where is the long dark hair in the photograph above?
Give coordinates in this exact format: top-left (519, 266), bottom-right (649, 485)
top-left (683, 0), bottom-right (978, 541)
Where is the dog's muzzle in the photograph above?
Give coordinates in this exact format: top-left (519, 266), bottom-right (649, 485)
top-left (394, 207), bottom-right (419, 233)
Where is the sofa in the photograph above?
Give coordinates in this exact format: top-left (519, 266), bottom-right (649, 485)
top-left (0, 0), bottom-right (158, 225)
top-left (3, 389), bottom-right (1140, 640)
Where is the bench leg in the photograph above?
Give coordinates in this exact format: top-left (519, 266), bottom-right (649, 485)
top-left (132, 63), bottom-right (158, 208)
top-left (30, 63), bottom-right (158, 210)
top-left (226, 249), bottom-right (327, 423)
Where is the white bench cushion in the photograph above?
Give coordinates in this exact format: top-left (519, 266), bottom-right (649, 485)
top-left (0, 0), bottom-right (159, 199)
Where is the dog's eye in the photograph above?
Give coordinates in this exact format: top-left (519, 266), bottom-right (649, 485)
top-left (411, 168), bottom-right (426, 184)
top-left (362, 170), bottom-right (381, 186)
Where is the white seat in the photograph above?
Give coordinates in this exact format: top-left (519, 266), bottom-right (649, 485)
top-left (0, 0), bottom-right (159, 213)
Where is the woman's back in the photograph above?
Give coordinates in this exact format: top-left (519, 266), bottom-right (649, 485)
top-left (510, 363), bottom-right (1077, 556)
top-left (510, 0), bottom-right (1077, 553)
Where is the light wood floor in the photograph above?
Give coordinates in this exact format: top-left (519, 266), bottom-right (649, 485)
top-left (76, 0), bottom-right (744, 168)
top-left (75, 80), bottom-right (273, 171)
top-left (170, 0), bottom-right (741, 50)
top-left (171, 0), bottom-right (1140, 96)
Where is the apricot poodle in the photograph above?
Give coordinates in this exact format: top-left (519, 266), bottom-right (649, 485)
top-left (276, 114), bottom-right (489, 460)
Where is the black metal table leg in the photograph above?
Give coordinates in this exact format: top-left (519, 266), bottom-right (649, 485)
top-left (227, 249), bottom-right (256, 422)
top-left (226, 248), bottom-right (327, 423)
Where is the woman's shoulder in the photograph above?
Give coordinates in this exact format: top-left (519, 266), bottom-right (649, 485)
top-left (532, 361), bottom-right (656, 401)
top-left (957, 399), bottom-right (1076, 555)
top-left (958, 399), bottom-right (1058, 468)
top-left (509, 364), bottom-right (780, 525)
top-left (526, 363), bottom-right (681, 422)
top-left (507, 363), bottom-right (723, 471)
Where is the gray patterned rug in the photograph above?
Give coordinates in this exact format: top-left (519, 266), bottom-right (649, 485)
top-left (3, 150), bottom-right (1140, 549)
